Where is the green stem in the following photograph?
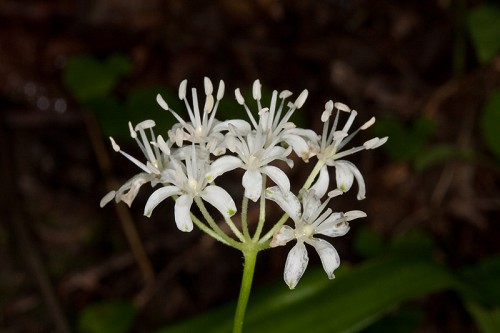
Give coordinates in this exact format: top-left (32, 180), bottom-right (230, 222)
top-left (301, 159), bottom-right (325, 191)
top-left (252, 174), bottom-right (267, 241)
top-left (194, 197), bottom-right (241, 249)
top-left (233, 247), bottom-right (258, 333)
top-left (241, 195), bottom-right (250, 239)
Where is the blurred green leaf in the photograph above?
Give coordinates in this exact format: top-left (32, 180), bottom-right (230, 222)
top-left (372, 116), bottom-right (435, 161)
top-left (354, 227), bottom-right (386, 259)
top-left (459, 255), bottom-right (500, 307)
top-left (360, 306), bottom-right (424, 333)
top-left (466, 303), bottom-right (500, 333)
top-left (414, 144), bottom-right (475, 171)
top-left (125, 86), bottom-right (177, 136)
top-left (86, 96), bottom-right (129, 139)
top-left (156, 255), bottom-right (453, 333)
top-left (63, 54), bottom-right (132, 101)
top-left (467, 5), bottom-right (500, 64)
top-left (480, 90), bottom-right (500, 159)
top-left (77, 300), bottom-right (135, 333)
top-left (389, 229), bottom-right (435, 257)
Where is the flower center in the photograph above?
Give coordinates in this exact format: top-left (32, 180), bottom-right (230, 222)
top-left (188, 179), bottom-right (199, 194)
top-left (296, 223), bottom-right (314, 240)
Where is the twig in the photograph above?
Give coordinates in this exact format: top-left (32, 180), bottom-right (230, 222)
top-left (0, 119), bottom-right (72, 333)
top-left (83, 109), bottom-right (155, 283)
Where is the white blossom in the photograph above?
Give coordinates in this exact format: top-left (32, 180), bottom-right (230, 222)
top-left (235, 80), bottom-right (319, 161)
top-left (144, 146), bottom-right (237, 232)
top-left (100, 120), bottom-right (172, 207)
top-left (316, 101), bottom-right (388, 199)
top-left (266, 187), bottom-right (366, 289)
top-left (158, 78), bottom-right (250, 156)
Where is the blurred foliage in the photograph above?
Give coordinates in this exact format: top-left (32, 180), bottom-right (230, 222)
top-left (77, 300), bottom-right (136, 333)
top-left (480, 90), bottom-right (500, 160)
top-left (466, 4), bottom-right (500, 64)
top-left (371, 116), bottom-right (436, 165)
top-left (148, 227), bottom-right (500, 333)
top-left (63, 54), bottom-right (175, 140)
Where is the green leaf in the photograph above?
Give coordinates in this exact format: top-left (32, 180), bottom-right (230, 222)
top-left (155, 255), bottom-right (454, 333)
top-left (414, 144), bottom-right (475, 171)
top-left (466, 303), bottom-right (500, 333)
top-left (353, 227), bottom-right (386, 259)
top-left (360, 306), bottom-right (424, 333)
top-left (77, 300), bottom-right (135, 333)
top-left (125, 86), bottom-right (177, 136)
top-left (459, 255), bottom-right (500, 307)
top-left (86, 96), bottom-right (130, 139)
top-left (467, 5), bottom-right (500, 64)
top-left (480, 90), bottom-right (500, 159)
top-left (63, 54), bottom-right (131, 102)
top-left (371, 116), bottom-right (434, 161)
top-left (389, 229), bottom-right (435, 257)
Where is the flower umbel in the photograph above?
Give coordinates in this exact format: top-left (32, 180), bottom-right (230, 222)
top-left (100, 77), bottom-right (386, 333)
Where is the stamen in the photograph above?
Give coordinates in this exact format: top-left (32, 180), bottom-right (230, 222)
top-left (204, 77), bottom-right (213, 96)
top-left (156, 93), bottom-right (169, 111)
top-left (216, 80), bottom-right (225, 100)
top-left (109, 137), bottom-right (120, 152)
top-left (361, 117), bottom-right (375, 130)
top-left (253, 79), bottom-right (262, 100)
top-left (178, 79), bottom-right (187, 100)
top-left (334, 102), bottom-right (351, 112)
top-left (294, 89), bottom-right (308, 108)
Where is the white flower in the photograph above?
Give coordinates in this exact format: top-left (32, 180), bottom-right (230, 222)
top-left (158, 78), bottom-right (251, 155)
top-left (100, 120), bottom-right (172, 207)
top-left (206, 126), bottom-right (292, 202)
top-left (266, 187), bottom-right (366, 289)
top-left (316, 101), bottom-right (388, 199)
top-left (143, 146), bottom-right (237, 232)
top-left (235, 80), bottom-right (319, 161)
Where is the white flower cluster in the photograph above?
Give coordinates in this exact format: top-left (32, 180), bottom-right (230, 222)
top-left (101, 78), bottom-right (387, 289)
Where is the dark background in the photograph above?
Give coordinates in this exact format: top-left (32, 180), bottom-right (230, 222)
top-left (1, 0), bottom-right (499, 332)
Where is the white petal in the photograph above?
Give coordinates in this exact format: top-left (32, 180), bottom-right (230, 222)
top-left (265, 186), bottom-right (301, 221)
top-left (212, 119), bottom-right (251, 135)
top-left (335, 161), bottom-right (354, 193)
top-left (117, 173), bottom-right (154, 207)
top-left (206, 155), bottom-right (243, 182)
top-left (310, 165), bottom-right (330, 198)
top-left (242, 169), bottom-right (262, 202)
top-left (261, 165), bottom-right (290, 193)
top-left (201, 185), bottom-right (237, 217)
top-left (345, 210), bottom-right (367, 220)
top-left (100, 190), bottom-right (116, 208)
top-left (144, 185), bottom-right (181, 217)
top-left (284, 242), bottom-right (309, 289)
top-left (282, 134), bottom-right (310, 161)
top-left (337, 160), bottom-right (366, 200)
top-left (270, 225), bottom-right (295, 247)
top-left (308, 238), bottom-right (340, 279)
top-left (174, 194), bottom-right (194, 232)
top-left (314, 214), bottom-right (350, 237)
